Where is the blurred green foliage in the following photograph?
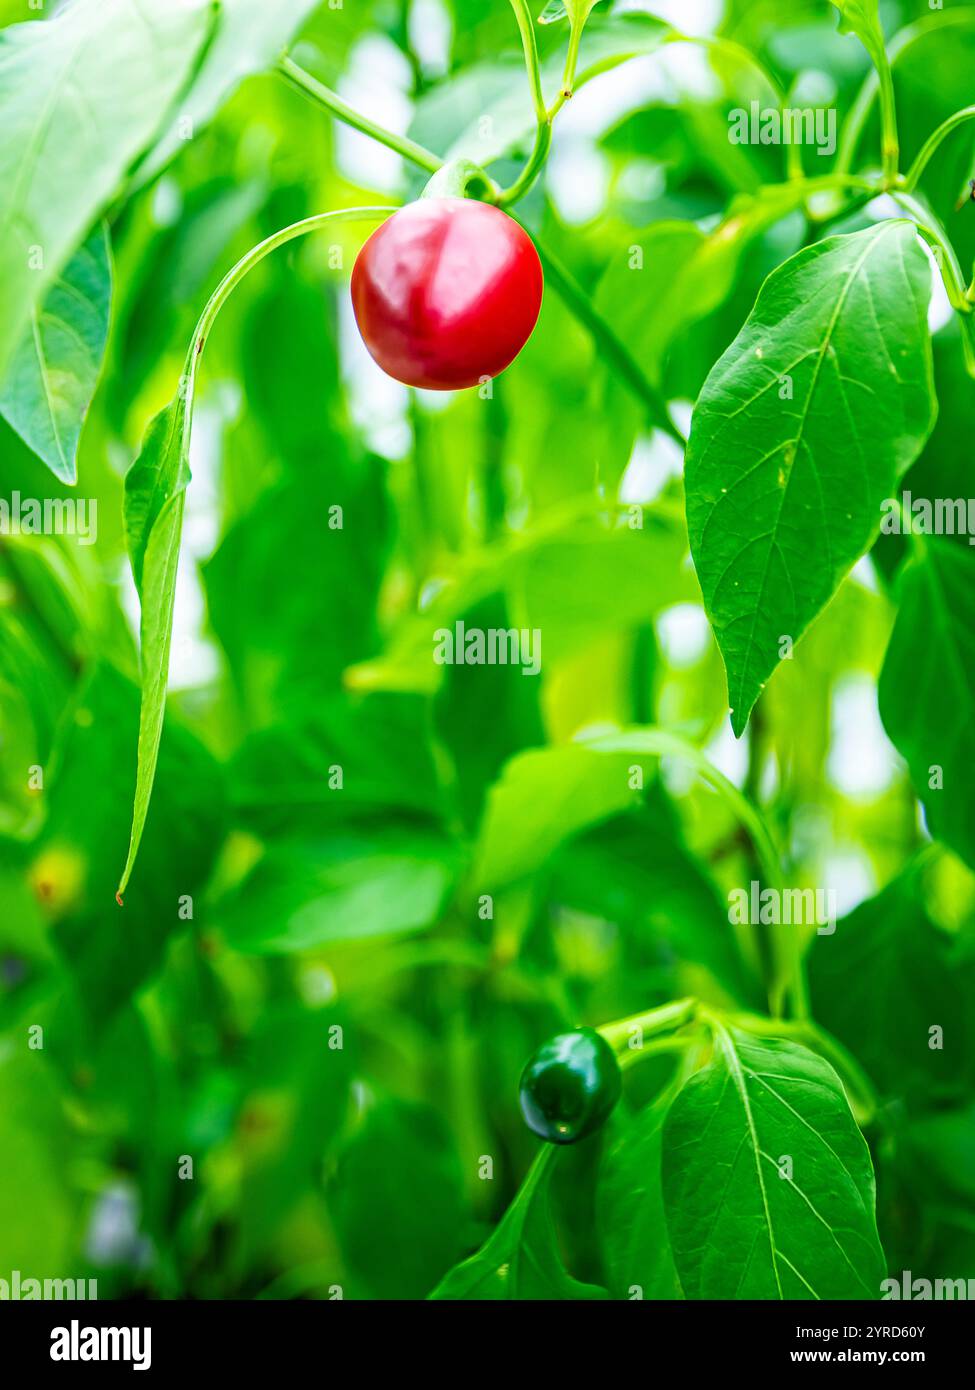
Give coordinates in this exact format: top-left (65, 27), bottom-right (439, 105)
top-left (1, 0), bottom-right (974, 1300)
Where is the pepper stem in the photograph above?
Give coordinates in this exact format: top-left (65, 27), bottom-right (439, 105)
top-left (420, 158), bottom-right (499, 203)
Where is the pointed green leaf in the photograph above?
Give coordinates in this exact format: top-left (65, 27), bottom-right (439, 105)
top-left (116, 391), bottom-right (192, 899)
top-left (0, 223), bottom-right (111, 484)
top-left (662, 1025), bottom-right (885, 1299)
top-left (879, 540), bottom-right (975, 869)
top-left (685, 222), bottom-right (936, 735)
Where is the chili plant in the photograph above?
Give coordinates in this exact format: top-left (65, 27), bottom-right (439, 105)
top-left (0, 0), bottom-right (973, 1303)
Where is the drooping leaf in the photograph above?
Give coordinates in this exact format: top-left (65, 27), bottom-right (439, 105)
top-left (136, 0), bottom-right (324, 183)
top-left (0, 222), bottom-right (112, 483)
top-left (662, 1025), bottom-right (885, 1299)
top-left (117, 206), bottom-right (389, 898)
top-left (685, 222), bottom-right (936, 735)
top-left (879, 539), bottom-right (975, 869)
top-left (116, 392), bottom-right (192, 899)
top-left (430, 1148), bottom-right (608, 1299)
top-left (0, 0), bottom-right (213, 374)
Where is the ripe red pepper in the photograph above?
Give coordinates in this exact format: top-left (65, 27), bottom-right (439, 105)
top-left (351, 197), bottom-right (543, 390)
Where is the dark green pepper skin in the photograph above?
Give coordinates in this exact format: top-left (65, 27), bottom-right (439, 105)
top-left (518, 1027), bottom-right (622, 1144)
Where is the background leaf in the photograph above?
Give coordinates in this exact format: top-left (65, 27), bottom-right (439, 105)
top-left (879, 540), bottom-right (975, 869)
top-left (0, 0), bottom-right (212, 374)
top-left (0, 222), bottom-right (112, 483)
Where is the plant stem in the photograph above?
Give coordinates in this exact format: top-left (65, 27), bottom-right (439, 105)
top-left (904, 105), bottom-right (975, 191)
top-left (279, 55), bottom-right (442, 174)
top-left (875, 56), bottom-right (900, 184)
top-left (835, 9), bottom-right (975, 178)
top-left (193, 209), bottom-right (396, 350)
top-left (892, 191), bottom-right (974, 311)
top-left (598, 998), bottom-right (698, 1052)
top-left (497, 121), bottom-right (552, 207)
top-left (547, 19), bottom-right (584, 119)
top-left (507, 0), bottom-right (547, 123)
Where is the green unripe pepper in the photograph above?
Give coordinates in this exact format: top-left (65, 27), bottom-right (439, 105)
top-left (518, 1027), bottom-right (622, 1144)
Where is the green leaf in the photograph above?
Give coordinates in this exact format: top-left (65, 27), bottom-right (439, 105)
top-left (0, 0), bottom-right (212, 376)
top-left (136, 0), bottom-right (323, 183)
top-left (662, 1024), bottom-right (885, 1298)
top-left (597, 1093), bottom-right (683, 1299)
top-left (219, 825), bottom-right (461, 954)
top-left (474, 728), bottom-right (781, 895)
top-left (879, 540), bottom-right (975, 869)
top-left (116, 206), bottom-right (390, 897)
top-left (808, 874), bottom-right (975, 1105)
top-left (430, 1149), bottom-right (609, 1299)
top-left (685, 222), bottom-right (936, 736)
top-left (474, 744), bottom-right (645, 890)
top-left (0, 222), bottom-right (111, 483)
top-left (116, 394), bottom-right (191, 899)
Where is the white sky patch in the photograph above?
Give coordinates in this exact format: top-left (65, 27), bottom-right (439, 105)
top-left (656, 602), bottom-right (710, 669)
top-left (408, 0), bottom-right (452, 78)
top-left (547, 139), bottom-right (611, 224)
top-left (821, 846), bottom-right (876, 918)
top-left (619, 431), bottom-right (684, 503)
top-left (921, 238), bottom-right (955, 335)
top-left (704, 715), bottom-right (750, 787)
top-left (615, 0), bottom-right (722, 37)
top-left (169, 392), bottom-right (229, 689)
top-left (850, 555), bottom-right (880, 593)
top-left (827, 673), bottom-right (899, 798)
top-left (338, 37), bottom-right (415, 193)
top-left (339, 293), bottom-right (412, 458)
